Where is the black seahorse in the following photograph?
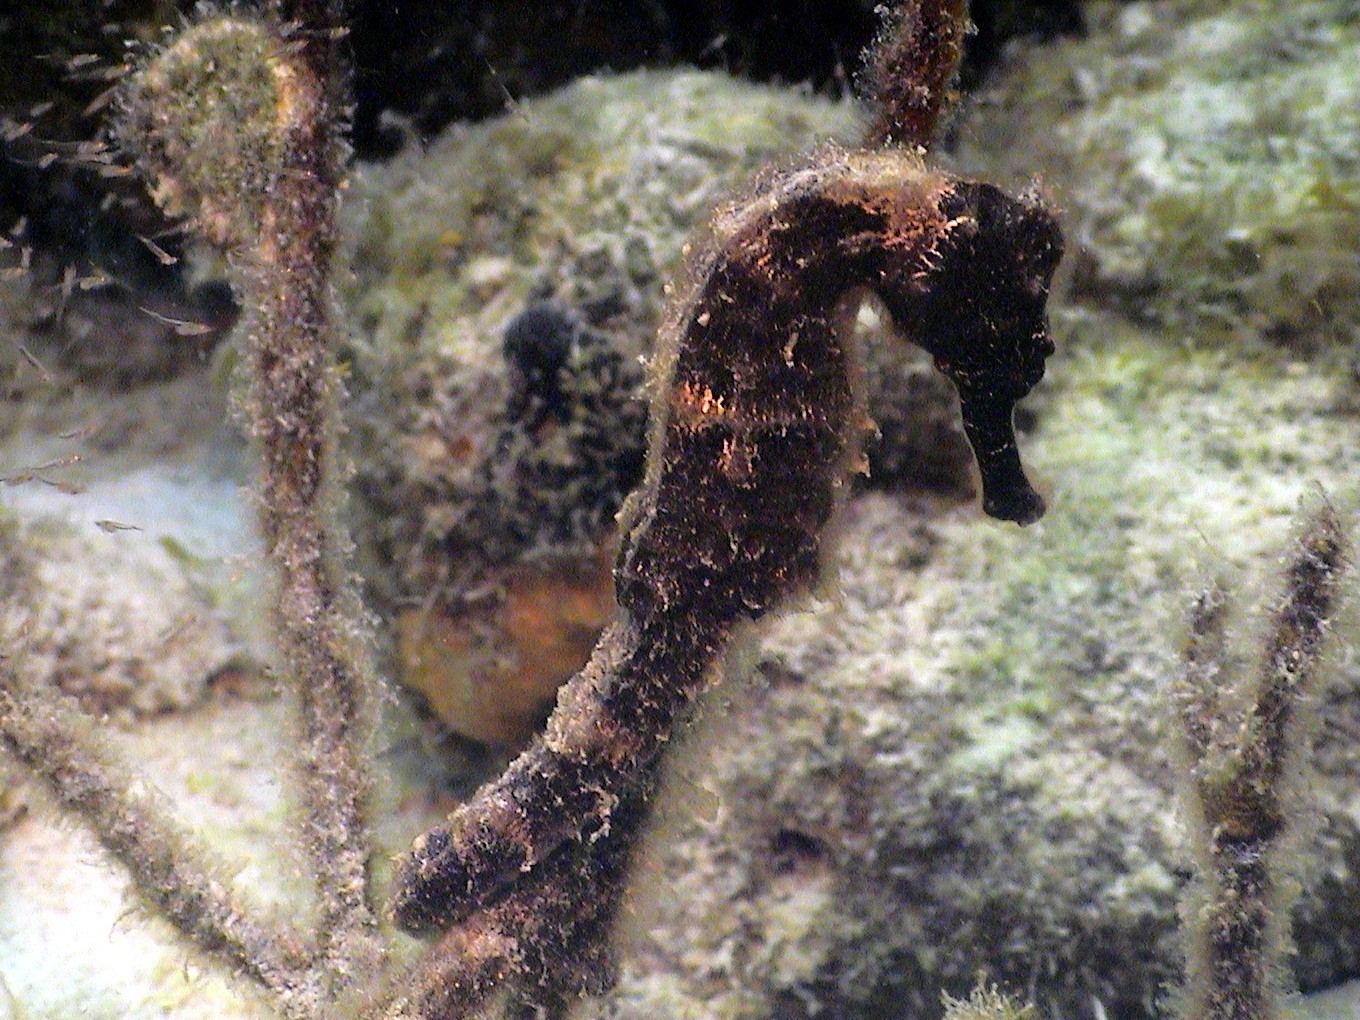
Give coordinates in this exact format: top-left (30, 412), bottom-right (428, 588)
top-left (393, 145), bottom-right (1062, 933)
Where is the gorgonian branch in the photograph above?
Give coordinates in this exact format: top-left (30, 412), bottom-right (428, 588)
top-left (1173, 500), bottom-right (1350, 1020)
top-left (118, 5), bottom-right (380, 999)
top-left (0, 668), bottom-right (313, 1008)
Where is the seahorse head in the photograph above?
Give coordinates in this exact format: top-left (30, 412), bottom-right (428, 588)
top-left (876, 178), bottom-right (1063, 524)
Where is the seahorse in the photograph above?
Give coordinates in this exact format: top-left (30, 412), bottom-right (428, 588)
top-left (392, 143), bottom-right (1062, 933)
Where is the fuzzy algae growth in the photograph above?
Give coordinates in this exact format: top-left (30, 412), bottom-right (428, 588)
top-left (118, 16), bottom-right (297, 250)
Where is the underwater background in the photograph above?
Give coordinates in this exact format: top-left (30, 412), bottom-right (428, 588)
top-left (2, 1), bottom-right (1360, 1017)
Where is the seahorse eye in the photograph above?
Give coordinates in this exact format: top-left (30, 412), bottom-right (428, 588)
top-left (1019, 209), bottom-right (1064, 296)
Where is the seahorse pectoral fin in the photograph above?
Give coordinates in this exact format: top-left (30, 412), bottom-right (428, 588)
top-left (956, 390), bottom-right (1045, 526)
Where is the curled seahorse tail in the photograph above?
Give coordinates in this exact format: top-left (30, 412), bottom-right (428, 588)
top-left (392, 619), bottom-right (714, 933)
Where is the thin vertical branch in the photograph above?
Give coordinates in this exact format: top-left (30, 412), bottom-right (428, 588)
top-left (241, 0), bottom-right (381, 990)
top-left (860, 0), bottom-right (970, 150)
top-left (118, 2), bottom-right (379, 993)
top-left (1173, 501), bottom-right (1350, 1020)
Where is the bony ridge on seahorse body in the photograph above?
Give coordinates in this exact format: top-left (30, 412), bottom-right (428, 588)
top-left (392, 144), bottom-right (1062, 935)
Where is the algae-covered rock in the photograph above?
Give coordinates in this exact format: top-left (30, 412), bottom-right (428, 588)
top-left (957, 0), bottom-right (1360, 352)
top-left (340, 70), bottom-right (975, 741)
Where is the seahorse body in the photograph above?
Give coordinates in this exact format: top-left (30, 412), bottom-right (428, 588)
top-left (393, 150), bottom-right (1062, 934)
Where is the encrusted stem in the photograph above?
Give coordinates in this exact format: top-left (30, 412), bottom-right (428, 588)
top-left (0, 672), bottom-right (313, 1011)
top-left (1173, 501), bottom-right (1350, 1020)
top-left (241, 0), bottom-right (381, 992)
